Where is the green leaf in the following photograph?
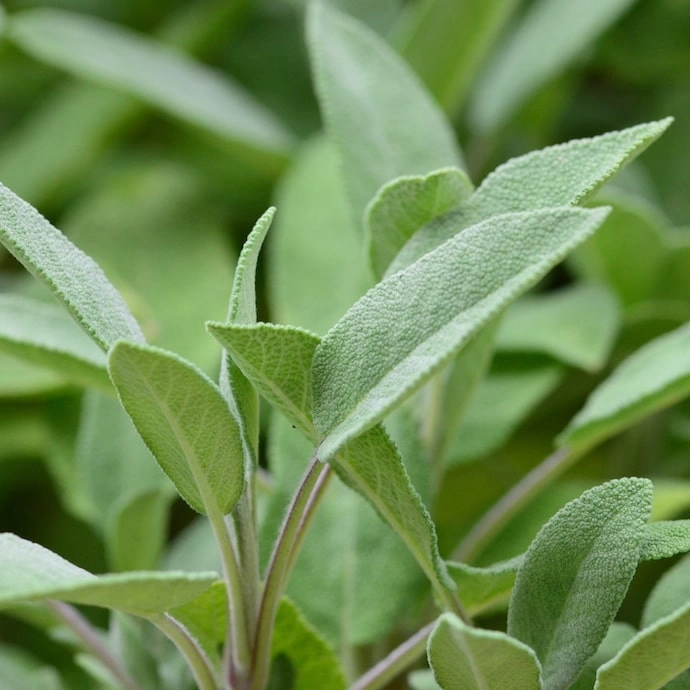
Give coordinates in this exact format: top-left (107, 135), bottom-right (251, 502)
top-left (0, 533), bottom-right (217, 616)
top-left (366, 167), bottom-right (473, 279)
top-left (312, 206), bottom-right (609, 461)
top-left (390, 119), bottom-right (673, 275)
top-left (559, 321), bottom-right (690, 452)
top-left (496, 283), bottom-right (620, 372)
top-left (8, 9), bottom-right (294, 157)
top-left (0, 183), bottom-right (145, 352)
top-left (642, 552), bottom-right (690, 628)
top-left (428, 612), bottom-right (542, 690)
top-left (0, 293), bottom-right (110, 391)
top-left (395, 0), bottom-right (522, 113)
top-left (270, 598), bottom-right (347, 690)
top-left (639, 521), bottom-right (690, 562)
top-left (108, 341), bottom-right (244, 515)
top-left (508, 478), bottom-right (653, 690)
top-left (447, 556), bottom-right (521, 615)
top-left (209, 322), bottom-right (454, 595)
top-left (595, 601), bottom-right (690, 690)
top-left (0, 645), bottom-right (63, 690)
top-left (307, 2), bottom-right (462, 227)
top-left (468, 0), bottom-right (641, 133)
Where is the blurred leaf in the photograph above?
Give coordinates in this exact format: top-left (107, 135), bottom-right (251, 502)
top-left (0, 352), bottom-right (71, 397)
top-left (8, 8), bottom-right (294, 159)
top-left (559, 321), bottom-right (690, 452)
top-left (307, 2), bottom-right (462, 227)
top-left (0, 533), bottom-right (217, 616)
top-left (312, 207), bottom-right (608, 461)
top-left (643, 552), bottom-right (690, 628)
top-left (0, 294), bottom-right (110, 392)
top-left (469, 0), bottom-right (641, 133)
top-left (394, 0), bottom-right (522, 113)
top-left (0, 183), bottom-right (145, 352)
top-left (366, 167), bottom-right (473, 279)
top-left (108, 341), bottom-right (244, 515)
top-left (392, 119), bottom-right (672, 274)
top-left (428, 612), bottom-right (542, 690)
top-left (508, 478), bottom-right (653, 690)
top-left (0, 645), bottom-right (63, 690)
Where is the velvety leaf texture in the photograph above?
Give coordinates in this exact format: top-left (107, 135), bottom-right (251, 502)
top-left (639, 521), bottom-right (690, 562)
top-left (559, 321), bottom-right (690, 451)
top-left (0, 533), bottom-right (217, 616)
top-left (307, 2), bottom-right (462, 227)
top-left (108, 341), bottom-right (244, 515)
top-left (312, 206), bottom-right (609, 461)
top-left (8, 9), bottom-right (293, 155)
top-left (508, 478), bottom-right (653, 690)
top-left (0, 183), bottom-right (145, 352)
top-left (390, 119), bottom-right (672, 274)
top-left (447, 556), bottom-right (521, 615)
top-left (428, 612), bottom-right (542, 690)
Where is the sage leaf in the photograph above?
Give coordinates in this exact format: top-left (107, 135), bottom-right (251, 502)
top-left (0, 294), bottom-right (110, 391)
top-left (108, 341), bottom-right (244, 515)
top-left (395, 0), bottom-right (521, 113)
top-left (559, 321), bottom-right (690, 452)
top-left (366, 167), bottom-right (473, 279)
top-left (642, 552), bottom-right (690, 628)
top-left (312, 206), bottom-right (609, 461)
top-left (390, 119), bottom-right (672, 274)
top-left (447, 556), bottom-right (521, 615)
top-left (0, 646), bottom-right (62, 690)
top-left (307, 2), bottom-right (462, 227)
top-left (428, 612), bottom-right (542, 690)
top-left (0, 533), bottom-right (217, 616)
top-left (496, 283), bottom-right (620, 372)
top-left (209, 322), bottom-right (453, 595)
top-left (639, 521), bottom-right (690, 562)
top-left (508, 478), bottom-right (653, 690)
top-left (0, 183), bottom-right (144, 352)
top-left (595, 602), bottom-right (690, 690)
top-left (469, 0), bottom-right (641, 133)
top-left (8, 9), bottom-right (293, 157)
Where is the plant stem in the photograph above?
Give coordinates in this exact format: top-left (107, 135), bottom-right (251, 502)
top-left (150, 612), bottom-right (219, 690)
top-left (250, 454), bottom-right (332, 690)
top-left (47, 600), bottom-right (144, 690)
top-left (348, 622), bottom-right (435, 690)
top-left (454, 446), bottom-right (579, 563)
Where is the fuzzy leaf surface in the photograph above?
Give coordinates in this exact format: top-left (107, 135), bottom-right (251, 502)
top-left (639, 521), bottom-right (690, 562)
top-left (366, 167), bottom-right (472, 279)
top-left (0, 534), bottom-right (217, 616)
top-left (209, 322), bottom-right (453, 592)
top-left (0, 294), bottom-right (109, 391)
top-left (391, 119), bottom-right (672, 274)
top-left (447, 556), bottom-right (521, 615)
top-left (469, 0), bottom-right (641, 133)
top-left (508, 478), bottom-right (653, 690)
top-left (0, 183), bottom-right (144, 351)
top-left (313, 206), bottom-right (609, 461)
top-left (429, 612), bottom-right (542, 690)
top-left (8, 9), bottom-right (293, 156)
top-left (307, 2), bottom-right (462, 227)
top-left (108, 341), bottom-right (244, 515)
top-left (559, 321), bottom-right (690, 451)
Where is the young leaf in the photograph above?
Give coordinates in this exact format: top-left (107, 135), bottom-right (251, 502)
top-left (0, 294), bottom-right (110, 391)
top-left (594, 602), bottom-right (690, 690)
top-left (312, 206), bottom-right (609, 461)
top-left (366, 167), bottom-right (473, 279)
top-left (0, 183), bottom-right (145, 352)
top-left (447, 556), bottom-right (521, 615)
top-left (468, 0), bottom-right (640, 133)
top-left (0, 533), bottom-right (217, 616)
top-left (390, 119), bottom-right (672, 274)
top-left (8, 9), bottom-right (294, 157)
top-left (307, 2), bottom-right (462, 227)
top-left (108, 341), bottom-right (244, 515)
top-left (428, 612), bottom-right (543, 690)
top-left (559, 321), bottom-right (690, 452)
top-left (508, 478), bottom-right (653, 690)
top-left (496, 283), bottom-right (620, 372)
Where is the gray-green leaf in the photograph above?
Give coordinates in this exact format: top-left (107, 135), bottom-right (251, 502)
top-left (0, 183), bottom-right (144, 352)
top-left (108, 341), bottom-right (244, 515)
top-left (428, 612), bottom-right (542, 690)
top-left (307, 2), bottom-right (462, 227)
top-left (0, 533), bottom-right (217, 616)
top-left (508, 478), bottom-right (653, 690)
top-left (312, 206), bottom-right (609, 461)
